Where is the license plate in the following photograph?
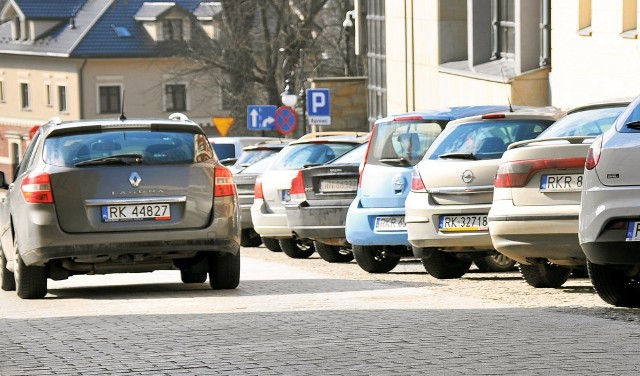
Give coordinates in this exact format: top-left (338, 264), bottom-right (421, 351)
top-left (281, 189), bottom-right (291, 202)
top-left (540, 174), bottom-right (583, 192)
top-left (626, 221), bottom-right (640, 241)
top-left (101, 204), bottom-right (171, 222)
top-left (374, 216), bottom-right (406, 231)
top-left (320, 178), bottom-right (358, 193)
top-left (439, 215), bottom-right (488, 232)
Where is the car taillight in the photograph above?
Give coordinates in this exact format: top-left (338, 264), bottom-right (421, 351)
top-left (411, 168), bottom-right (426, 192)
top-left (585, 137), bottom-right (603, 170)
top-left (359, 126), bottom-right (375, 187)
top-left (214, 166), bottom-right (236, 197)
top-left (254, 176), bottom-right (264, 199)
top-left (494, 157), bottom-right (586, 188)
top-left (290, 170), bottom-right (306, 202)
top-left (482, 113), bottom-right (506, 119)
top-left (21, 172), bottom-right (53, 203)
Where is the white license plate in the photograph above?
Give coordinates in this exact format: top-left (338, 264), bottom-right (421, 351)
top-left (102, 204), bottom-right (170, 222)
top-left (320, 178), bottom-right (358, 193)
top-left (374, 216), bottom-right (406, 231)
top-left (540, 174), bottom-right (583, 192)
top-left (439, 215), bottom-right (488, 232)
top-left (626, 221), bottom-right (640, 241)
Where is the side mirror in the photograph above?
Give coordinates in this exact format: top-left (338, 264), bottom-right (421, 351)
top-left (220, 157), bottom-right (238, 166)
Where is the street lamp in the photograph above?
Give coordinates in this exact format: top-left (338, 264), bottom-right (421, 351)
top-left (280, 79), bottom-right (298, 107)
top-left (343, 10), bottom-right (356, 77)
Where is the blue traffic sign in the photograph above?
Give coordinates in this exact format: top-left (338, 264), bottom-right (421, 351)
top-left (247, 105), bottom-right (277, 130)
top-left (306, 88), bottom-right (331, 125)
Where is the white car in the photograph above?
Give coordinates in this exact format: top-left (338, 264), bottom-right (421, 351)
top-left (579, 95), bottom-right (640, 307)
top-left (489, 101), bottom-right (629, 288)
top-left (406, 109), bottom-right (560, 279)
top-left (251, 132), bottom-right (368, 258)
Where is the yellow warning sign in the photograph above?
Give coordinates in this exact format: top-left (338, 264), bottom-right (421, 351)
top-left (212, 117), bottom-right (234, 137)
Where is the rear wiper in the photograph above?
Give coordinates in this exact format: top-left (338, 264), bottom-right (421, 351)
top-left (302, 163), bottom-right (321, 168)
top-left (75, 153), bottom-right (144, 167)
top-left (438, 152), bottom-right (477, 160)
top-left (625, 120), bottom-right (640, 129)
top-left (378, 157), bottom-right (412, 166)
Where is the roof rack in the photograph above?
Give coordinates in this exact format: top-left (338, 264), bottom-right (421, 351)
top-left (298, 131), bottom-right (367, 140)
top-left (47, 116), bottom-right (63, 125)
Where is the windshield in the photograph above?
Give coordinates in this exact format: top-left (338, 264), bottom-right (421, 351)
top-left (44, 131), bottom-right (213, 167)
top-left (425, 119), bottom-right (554, 161)
top-left (270, 142), bottom-right (358, 170)
top-left (230, 148), bottom-right (279, 173)
top-left (238, 153), bottom-right (277, 174)
top-left (367, 120), bottom-right (446, 167)
top-left (538, 106), bottom-right (627, 138)
top-left (330, 142), bottom-right (368, 164)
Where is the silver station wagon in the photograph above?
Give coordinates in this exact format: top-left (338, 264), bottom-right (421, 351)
top-left (0, 114), bottom-right (240, 299)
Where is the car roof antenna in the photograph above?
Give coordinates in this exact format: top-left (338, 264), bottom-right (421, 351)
top-left (119, 90), bottom-right (127, 120)
top-left (500, 67), bottom-right (514, 112)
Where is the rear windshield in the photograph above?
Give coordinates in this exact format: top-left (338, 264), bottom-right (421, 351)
top-left (367, 120), bottom-right (447, 166)
top-left (270, 142), bottom-right (358, 170)
top-left (43, 130), bottom-right (213, 167)
top-left (239, 153), bottom-right (277, 174)
top-left (211, 143), bottom-right (236, 160)
top-left (231, 148), bottom-right (279, 172)
top-left (538, 106), bottom-right (626, 138)
top-left (425, 119), bottom-right (554, 161)
top-left (330, 142), bottom-right (368, 164)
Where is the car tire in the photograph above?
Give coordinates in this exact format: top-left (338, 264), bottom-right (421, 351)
top-left (208, 250), bottom-right (241, 290)
top-left (279, 238), bottom-right (315, 259)
top-left (14, 241), bottom-right (47, 299)
top-left (180, 270), bottom-right (207, 284)
top-left (519, 262), bottom-right (571, 288)
top-left (261, 237), bottom-right (282, 252)
top-left (314, 242), bottom-right (354, 263)
top-left (474, 252), bottom-right (517, 272)
top-left (1, 247), bottom-right (16, 291)
top-left (421, 250), bottom-right (472, 279)
top-left (240, 229), bottom-right (263, 248)
top-left (587, 260), bottom-right (640, 308)
top-left (353, 245), bottom-right (400, 273)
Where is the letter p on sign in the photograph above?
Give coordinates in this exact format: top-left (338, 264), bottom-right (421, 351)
top-left (311, 92), bottom-right (326, 113)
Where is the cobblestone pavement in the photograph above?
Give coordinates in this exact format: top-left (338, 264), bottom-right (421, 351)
top-left (1, 245), bottom-right (639, 375)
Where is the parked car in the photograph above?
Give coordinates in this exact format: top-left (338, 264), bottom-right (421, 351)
top-left (406, 108), bottom-right (560, 279)
top-left (579, 95), bottom-right (640, 307)
top-left (252, 132), bottom-right (369, 258)
top-left (209, 136), bottom-right (282, 166)
top-left (0, 114), bottom-right (240, 299)
top-left (345, 106), bottom-right (510, 273)
top-left (489, 101), bottom-right (629, 288)
top-left (229, 139), bottom-right (292, 174)
top-left (284, 142), bottom-right (368, 263)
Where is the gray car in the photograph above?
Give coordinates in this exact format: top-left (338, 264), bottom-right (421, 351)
top-left (0, 114), bottom-right (240, 299)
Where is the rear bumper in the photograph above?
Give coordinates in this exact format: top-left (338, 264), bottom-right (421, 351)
top-left (581, 241), bottom-right (640, 265)
top-left (238, 194), bottom-right (254, 229)
top-left (250, 199), bottom-right (291, 237)
top-left (345, 198), bottom-right (409, 246)
top-left (285, 204), bottom-right (348, 242)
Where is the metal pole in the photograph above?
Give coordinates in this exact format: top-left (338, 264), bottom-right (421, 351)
top-left (298, 48), bottom-right (308, 134)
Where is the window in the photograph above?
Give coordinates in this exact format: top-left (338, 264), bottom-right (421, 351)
top-left (492, 0), bottom-right (516, 60)
top-left (578, 0), bottom-right (592, 36)
top-left (163, 19), bottom-right (183, 41)
top-left (99, 86), bottom-right (121, 114)
top-left (622, 0), bottom-right (638, 38)
top-left (20, 82), bottom-right (29, 109)
top-left (58, 86), bottom-right (67, 112)
top-left (45, 84), bottom-right (52, 106)
top-left (164, 84), bottom-right (186, 111)
top-left (0, 80), bottom-right (5, 102)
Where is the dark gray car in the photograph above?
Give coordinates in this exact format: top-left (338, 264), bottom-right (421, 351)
top-left (0, 115), bottom-right (240, 299)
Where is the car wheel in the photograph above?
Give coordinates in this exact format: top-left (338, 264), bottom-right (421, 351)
top-left (1, 246), bottom-right (16, 291)
top-left (587, 260), bottom-right (640, 308)
top-left (519, 262), bottom-right (571, 288)
top-left (240, 229), bottom-right (263, 247)
top-left (261, 237), bottom-right (282, 252)
top-left (180, 270), bottom-right (207, 284)
top-left (208, 250), bottom-right (241, 290)
top-left (474, 252), bottom-right (517, 272)
top-left (421, 250), bottom-right (472, 279)
top-left (352, 245), bottom-right (400, 273)
top-left (279, 238), bottom-right (315, 259)
top-left (14, 241), bottom-right (47, 299)
top-left (314, 242), bottom-right (354, 263)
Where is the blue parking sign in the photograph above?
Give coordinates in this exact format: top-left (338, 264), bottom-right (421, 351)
top-left (247, 105), bottom-right (277, 130)
top-left (306, 89), bottom-right (331, 125)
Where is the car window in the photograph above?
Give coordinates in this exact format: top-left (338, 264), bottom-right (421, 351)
top-left (43, 130), bottom-right (213, 167)
top-left (232, 149), bottom-right (279, 171)
top-left (538, 106), bottom-right (627, 138)
top-left (211, 143), bottom-right (236, 160)
top-left (368, 120), bottom-right (446, 166)
top-left (330, 142), bottom-right (368, 164)
top-left (425, 119), bottom-right (554, 160)
top-left (270, 142), bottom-right (358, 170)
top-left (239, 153), bottom-right (277, 174)
top-left (16, 131), bottom-right (42, 178)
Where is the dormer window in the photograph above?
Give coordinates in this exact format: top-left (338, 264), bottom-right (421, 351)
top-left (162, 19), bottom-right (183, 41)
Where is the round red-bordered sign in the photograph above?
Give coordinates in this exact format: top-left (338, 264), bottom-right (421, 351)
top-left (275, 106), bottom-right (298, 135)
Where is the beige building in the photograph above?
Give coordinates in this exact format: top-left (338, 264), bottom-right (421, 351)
top-left (0, 0), bottom-right (224, 178)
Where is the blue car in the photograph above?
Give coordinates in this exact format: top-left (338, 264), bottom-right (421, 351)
top-left (345, 106), bottom-right (510, 273)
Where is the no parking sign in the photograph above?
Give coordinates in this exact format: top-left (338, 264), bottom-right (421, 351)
top-left (274, 106), bottom-right (298, 135)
